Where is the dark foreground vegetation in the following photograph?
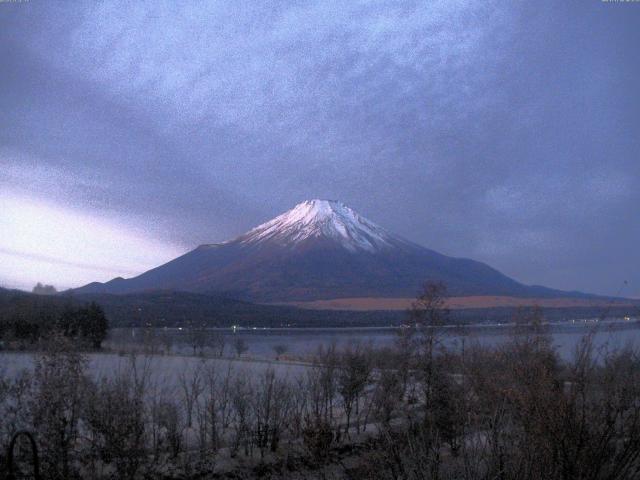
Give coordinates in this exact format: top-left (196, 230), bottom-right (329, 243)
top-left (2, 284), bottom-right (640, 479)
top-left (0, 291), bottom-right (108, 350)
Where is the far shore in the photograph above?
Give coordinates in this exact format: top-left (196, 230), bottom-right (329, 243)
top-left (110, 317), bottom-right (640, 336)
top-left (272, 295), bottom-right (640, 311)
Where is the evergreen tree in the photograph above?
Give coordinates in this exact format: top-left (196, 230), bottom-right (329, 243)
top-left (82, 302), bottom-right (109, 349)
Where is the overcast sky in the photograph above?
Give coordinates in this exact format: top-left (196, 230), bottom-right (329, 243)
top-left (1, 0), bottom-right (638, 297)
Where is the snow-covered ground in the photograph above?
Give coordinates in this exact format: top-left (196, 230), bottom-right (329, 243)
top-left (0, 351), bottom-right (309, 386)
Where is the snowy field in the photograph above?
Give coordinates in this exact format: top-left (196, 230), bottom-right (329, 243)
top-left (0, 351), bottom-right (310, 386)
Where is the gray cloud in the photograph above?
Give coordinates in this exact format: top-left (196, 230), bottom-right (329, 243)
top-left (0, 0), bottom-right (638, 296)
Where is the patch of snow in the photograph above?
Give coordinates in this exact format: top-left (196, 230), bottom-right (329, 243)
top-left (238, 200), bottom-right (401, 252)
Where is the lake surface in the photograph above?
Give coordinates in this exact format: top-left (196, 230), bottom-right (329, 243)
top-left (106, 319), bottom-right (640, 361)
top-left (1, 321), bottom-right (638, 389)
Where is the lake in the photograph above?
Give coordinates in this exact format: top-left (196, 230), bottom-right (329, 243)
top-left (105, 319), bottom-right (640, 362)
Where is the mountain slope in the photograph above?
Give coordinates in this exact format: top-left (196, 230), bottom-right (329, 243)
top-left (74, 199), bottom-right (583, 301)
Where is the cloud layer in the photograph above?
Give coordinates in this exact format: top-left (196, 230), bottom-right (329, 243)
top-left (0, 1), bottom-right (638, 296)
top-left (0, 193), bottom-right (183, 290)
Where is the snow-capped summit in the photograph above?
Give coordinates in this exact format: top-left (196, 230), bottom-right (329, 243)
top-left (238, 199), bottom-right (398, 252)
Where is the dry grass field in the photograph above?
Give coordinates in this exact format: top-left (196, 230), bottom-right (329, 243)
top-left (278, 295), bottom-right (639, 311)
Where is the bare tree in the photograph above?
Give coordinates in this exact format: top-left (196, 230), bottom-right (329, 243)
top-left (30, 336), bottom-right (88, 479)
top-left (252, 368), bottom-right (292, 457)
top-left (187, 325), bottom-right (207, 356)
top-left (410, 281), bottom-right (449, 340)
top-left (210, 331), bottom-right (226, 358)
top-left (410, 282), bottom-right (450, 422)
top-left (178, 362), bottom-right (204, 428)
top-left (159, 330), bottom-right (173, 355)
top-left (153, 399), bottom-right (183, 460)
top-left (193, 360), bottom-right (231, 457)
top-left (289, 376), bottom-right (309, 439)
top-left (141, 326), bottom-right (162, 355)
top-left (230, 376), bottom-right (253, 457)
top-left (84, 372), bottom-right (147, 479)
top-left (395, 324), bottom-right (417, 402)
top-left (337, 343), bottom-right (372, 437)
top-left (316, 343), bottom-right (339, 426)
top-left (371, 367), bottom-right (402, 427)
top-left (233, 337), bottom-right (248, 358)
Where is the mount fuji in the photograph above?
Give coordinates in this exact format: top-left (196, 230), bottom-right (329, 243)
top-left (74, 199), bottom-right (577, 302)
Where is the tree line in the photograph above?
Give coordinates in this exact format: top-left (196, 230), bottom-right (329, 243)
top-left (0, 292), bottom-right (108, 349)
